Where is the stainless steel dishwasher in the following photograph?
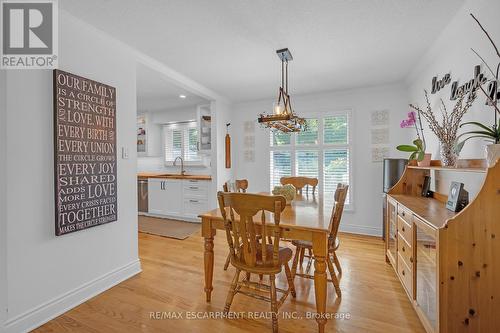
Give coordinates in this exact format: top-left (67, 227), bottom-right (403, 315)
top-left (138, 179), bottom-right (148, 213)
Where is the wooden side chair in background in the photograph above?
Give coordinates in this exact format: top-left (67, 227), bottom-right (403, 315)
top-left (217, 192), bottom-right (296, 333)
top-left (223, 179), bottom-right (249, 270)
top-left (280, 176), bottom-right (318, 195)
top-left (223, 179), bottom-right (248, 193)
top-left (291, 183), bottom-right (348, 298)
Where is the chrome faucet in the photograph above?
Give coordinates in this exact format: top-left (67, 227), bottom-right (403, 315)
top-left (173, 156), bottom-right (186, 175)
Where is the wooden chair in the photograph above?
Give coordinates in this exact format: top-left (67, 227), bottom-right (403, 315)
top-left (291, 183), bottom-right (348, 298)
top-left (280, 176), bottom-right (318, 195)
top-left (217, 192), bottom-right (296, 333)
top-left (223, 179), bottom-right (248, 193)
top-left (223, 179), bottom-right (249, 270)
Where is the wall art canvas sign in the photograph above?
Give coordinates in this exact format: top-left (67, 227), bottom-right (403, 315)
top-left (53, 69), bottom-right (117, 236)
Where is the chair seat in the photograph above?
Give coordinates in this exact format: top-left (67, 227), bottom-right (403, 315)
top-left (291, 237), bottom-right (339, 251)
top-left (232, 244), bottom-right (293, 273)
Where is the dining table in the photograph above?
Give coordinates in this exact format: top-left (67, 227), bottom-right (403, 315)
top-left (199, 193), bottom-right (333, 333)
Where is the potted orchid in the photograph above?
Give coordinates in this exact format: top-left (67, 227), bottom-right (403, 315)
top-left (397, 110), bottom-right (431, 166)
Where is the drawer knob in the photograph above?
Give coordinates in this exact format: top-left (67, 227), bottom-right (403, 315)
top-left (402, 246), bottom-right (405, 252)
top-left (402, 211), bottom-right (405, 216)
top-left (402, 270), bottom-right (405, 276)
top-left (410, 257), bottom-right (413, 263)
top-left (402, 227), bottom-right (405, 232)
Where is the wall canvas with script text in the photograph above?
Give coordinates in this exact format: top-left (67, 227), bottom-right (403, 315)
top-left (53, 69), bottom-right (117, 236)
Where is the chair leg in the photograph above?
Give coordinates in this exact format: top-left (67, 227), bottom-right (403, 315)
top-left (284, 263), bottom-right (296, 298)
top-left (333, 252), bottom-right (342, 275)
top-left (223, 253), bottom-right (231, 271)
top-left (305, 248), bottom-right (313, 274)
top-left (224, 269), bottom-right (241, 313)
top-left (327, 257), bottom-right (341, 298)
top-left (299, 247), bottom-right (305, 268)
top-left (291, 246), bottom-right (301, 277)
top-left (269, 274), bottom-right (278, 333)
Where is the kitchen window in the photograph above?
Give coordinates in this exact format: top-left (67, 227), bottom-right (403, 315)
top-left (269, 111), bottom-right (352, 208)
top-left (163, 121), bottom-right (202, 164)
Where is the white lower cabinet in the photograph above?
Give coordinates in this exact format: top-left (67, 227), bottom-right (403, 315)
top-left (148, 178), bottom-right (182, 216)
top-left (147, 178), bottom-right (210, 222)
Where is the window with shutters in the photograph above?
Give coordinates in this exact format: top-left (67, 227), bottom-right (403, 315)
top-left (269, 111), bottom-right (352, 208)
top-left (164, 121), bottom-right (202, 165)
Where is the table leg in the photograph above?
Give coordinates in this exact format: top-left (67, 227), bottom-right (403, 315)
top-left (312, 232), bottom-right (328, 333)
top-left (202, 217), bottom-right (216, 302)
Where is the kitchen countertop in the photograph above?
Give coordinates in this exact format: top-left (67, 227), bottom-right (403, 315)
top-left (137, 172), bottom-right (211, 181)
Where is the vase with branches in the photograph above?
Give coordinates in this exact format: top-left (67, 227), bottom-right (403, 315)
top-left (456, 14), bottom-right (500, 167)
top-left (410, 88), bottom-right (478, 167)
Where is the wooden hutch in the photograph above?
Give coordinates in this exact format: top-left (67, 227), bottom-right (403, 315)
top-left (385, 158), bottom-right (500, 333)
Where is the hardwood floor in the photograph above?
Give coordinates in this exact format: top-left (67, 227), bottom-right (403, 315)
top-left (35, 231), bottom-right (425, 333)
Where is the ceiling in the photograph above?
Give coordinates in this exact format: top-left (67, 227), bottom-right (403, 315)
top-left (136, 63), bottom-right (208, 111)
top-left (62, 0), bottom-right (465, 102)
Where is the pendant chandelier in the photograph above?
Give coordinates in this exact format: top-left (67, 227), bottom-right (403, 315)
top-left (258, 48), bottom-right (306, 132)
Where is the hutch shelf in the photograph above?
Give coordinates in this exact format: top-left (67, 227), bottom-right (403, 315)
top-left (385, 158), bottom-right (499, 333)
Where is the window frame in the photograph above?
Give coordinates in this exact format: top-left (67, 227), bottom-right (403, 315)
top-left (162, 121), bottom-right (205, 166)
top-left (269, 109), bottom-right (354, 211)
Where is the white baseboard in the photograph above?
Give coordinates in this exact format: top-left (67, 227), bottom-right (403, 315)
top-left (339, 224), bottom-right (382, 237)
top-left (4, 259), bottom-right (141, 333)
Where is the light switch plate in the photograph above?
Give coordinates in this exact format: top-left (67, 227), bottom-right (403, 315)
top-left (122, 147), bottom-right (129, 159)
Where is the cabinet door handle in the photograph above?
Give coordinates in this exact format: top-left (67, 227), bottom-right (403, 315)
top-left (189, 199), bottom-right (199, 203)
top-left (402, 211), bottom-right (405, 217)
top-left (189, 186), bottom-right (199, 190)
top-left (401, 270), bottom-right (405, 276)
top-left (410, 257), bottom-right (413, 263)
top-left (402, 246), bottom-right (405, 252)
top-left (402, 226), bottom-right (405, 232)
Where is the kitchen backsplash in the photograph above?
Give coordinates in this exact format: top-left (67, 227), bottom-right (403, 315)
top-left (137, 156), bottom-right (212, 175)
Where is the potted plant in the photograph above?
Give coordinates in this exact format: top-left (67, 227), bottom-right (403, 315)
top-left (457, 120), bottom-right (500, 166)
top-left (456, 14), bottom-right (500, 167)
top-left (397, 111), bottom-right (431, 166)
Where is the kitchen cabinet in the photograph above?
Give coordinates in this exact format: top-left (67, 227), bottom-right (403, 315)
top-left (148, 178), bottom-right (182, 216)
top-left (182, 179), bottom-right (209, 219)
top-left (197, 104), bottom-right (211, 153)
top-left (147, 177), bottom-right (210, 222)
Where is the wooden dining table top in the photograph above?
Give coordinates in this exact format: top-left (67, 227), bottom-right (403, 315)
top-left (199, 192), bottom-right (333, 232)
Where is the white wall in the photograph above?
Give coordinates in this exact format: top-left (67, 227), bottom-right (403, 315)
top-left (211, 100), bottom-right (233, 208)
top-left (3, 10), bottom-right (141, 332)
top-left (232, 84), bottom-right (409, 236)
top-left (0, 70), bottom-right (7, 332)
top-left (407, 0), bottom-right (500, 159)
top-left (406, 0), bottom-right (499, 196)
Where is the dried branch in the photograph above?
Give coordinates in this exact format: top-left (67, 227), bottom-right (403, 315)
top-left (410, 88), bottom-right (478, 146)
top-left (471, 48), bottom-right (496, 78)
top-left (470, 13), bottom-right (500, 58)
top-left (479, 83), bottom-right (500, 115)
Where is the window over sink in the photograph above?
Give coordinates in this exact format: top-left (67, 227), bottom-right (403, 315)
top-left (269, 111), bottom-right (352, 208)
top-left (163, 121), bottom-right (202, 165)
